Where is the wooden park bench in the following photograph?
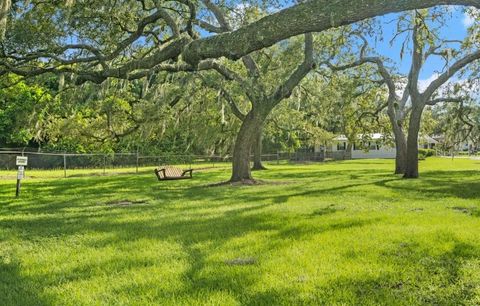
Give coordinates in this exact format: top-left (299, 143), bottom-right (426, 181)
top-left (154, 167), bottom-right (193, 181)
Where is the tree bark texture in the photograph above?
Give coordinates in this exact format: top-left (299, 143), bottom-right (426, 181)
top-left (393, 127), bottom-right (407, 175)
top-left (252, 124), bottom-right (267, 171)
top-left (404, 103), bottom-right (425, 178)
top-left (387, 107), bottom-right (407, 175)
top-left (230, 110), bottom-right (267, 182)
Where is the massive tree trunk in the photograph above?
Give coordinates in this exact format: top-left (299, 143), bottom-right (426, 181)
top-left (393, 128), bottom-right (407, 175)
top-left (345, 141), bottom-right (353, 160)
top-left (404, 104), bottom-right (425, 179)
top-left (346, 142), bottom-right (353, 153)
top-left (230, 110), bottom-right (266, 183)
top-left (252, 124), bottom-right (267, 171)
top-left (387, 110), bottom-right (407, 175)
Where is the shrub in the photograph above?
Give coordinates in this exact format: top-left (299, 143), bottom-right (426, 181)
top-left (418, 149), bottom-right (435, 159)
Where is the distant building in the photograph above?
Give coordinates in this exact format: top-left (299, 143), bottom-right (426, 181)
top-left (432, 135), bottom-right (479, 153)
top-left (419, 135), bottom-right (439, 150)
top-left (315, 133), bottom-right (438, 159)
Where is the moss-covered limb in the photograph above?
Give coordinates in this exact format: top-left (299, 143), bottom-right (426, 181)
top-left (4, 0), bottom-right (480, 81)
top-left (183, 0), bottom-right (480, 65)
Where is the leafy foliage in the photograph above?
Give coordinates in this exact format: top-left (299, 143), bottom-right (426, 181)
top-left (0, 75), bottom-right (53, 146)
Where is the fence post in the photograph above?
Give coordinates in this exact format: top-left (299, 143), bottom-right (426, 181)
top-left (277, 152), bottom-right (280, 165)
top-left (136, 150), bottom-right (139, 174)
top-left (103, 155), bottom-right (106, 175)
top-left (63, 153), bottom-right (67, 178)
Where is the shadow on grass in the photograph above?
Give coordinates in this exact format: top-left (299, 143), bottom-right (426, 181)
top-left (0, 168), bottom-right (379, 213)
top-left (242, 240), bottom-right (480, 305)
top-left (0, 260), bottom-right (50, 306)
top-left (374, 170), bottom-right (480, 200)
top-left (2, 167), bottom-right (479, 220)
top-left (309, 204), bottom-right (345, 217)
top-left (0, 167), bottom-right (386, 303)
top-left (0, 198), bottom-right (382, 303)
top-left (1, 163), bottom-right (480, 303)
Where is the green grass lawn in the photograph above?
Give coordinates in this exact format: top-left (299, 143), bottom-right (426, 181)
top-left (1, 158), bottom-right (480, 305)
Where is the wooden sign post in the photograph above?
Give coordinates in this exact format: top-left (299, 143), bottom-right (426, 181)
top-left (15, 156), bottom-right (28, 198)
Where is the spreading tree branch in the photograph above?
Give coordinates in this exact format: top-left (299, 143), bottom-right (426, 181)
top-left (423, 50), bottom-right (480, 99)
top-left (2, 0), bottom-right (480, 84)
top-left (426, 97), bottom-right (466, 105)
top-left (271, 33), bottom-right (314, 104)
top-left (219, 89), bottom-right (247, 121)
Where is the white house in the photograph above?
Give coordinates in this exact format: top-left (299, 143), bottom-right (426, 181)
top-left (432, 135), bottom-right (479, 153)
top-left (315, 133), bottom-right (438, 159)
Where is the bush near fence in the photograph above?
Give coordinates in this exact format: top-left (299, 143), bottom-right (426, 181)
top-left (418, 149), bottom-right (436, 160)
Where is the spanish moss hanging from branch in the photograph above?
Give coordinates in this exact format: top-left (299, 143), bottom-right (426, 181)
top-left (0, 0), bottom-right (12, 39)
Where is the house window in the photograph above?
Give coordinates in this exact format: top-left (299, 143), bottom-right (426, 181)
top-left (367, 142), bottom-right (377, 150)
top-left (354, 141), bottom-right (380, 151)
top-left (337, 142), bottom-right (346, 151)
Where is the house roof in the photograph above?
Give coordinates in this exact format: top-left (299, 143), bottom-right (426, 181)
top-left (335, 133), bottom-right (438, 144)
top-left (334, 133), bottom-right (385, 142)
top-left (419, 135), bottom-right (438, 144)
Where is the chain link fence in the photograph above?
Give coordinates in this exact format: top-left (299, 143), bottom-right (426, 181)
top-left (0, 148), bottom-right (338, 179)
top-left (0, 149), bottom-right (298, 179)
top-left (0, 151), bottom-right (224, 179)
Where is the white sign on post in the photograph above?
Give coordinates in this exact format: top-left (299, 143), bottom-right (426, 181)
top-left (16, 156), bottom-right (28, 166)
top-left (17, 166), bottom-right (25, 180)
top-left (15, 157), bottom-right (27, 197)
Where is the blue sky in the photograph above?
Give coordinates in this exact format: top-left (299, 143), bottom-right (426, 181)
top-left (359, 6), bottom-right (474, 85)
top-left (196, 3), bottom-right (478, 94)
